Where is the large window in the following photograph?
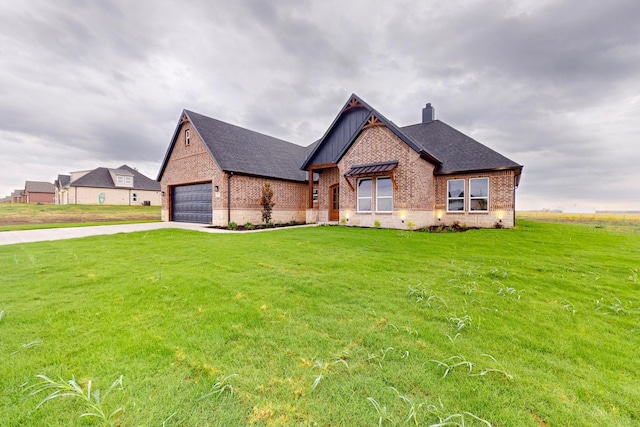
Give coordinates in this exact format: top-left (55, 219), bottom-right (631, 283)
top-left (376, 177), bottom-right (393, 212)
top-left (469, 178), bottom-right (489, 211)
top-left (447, 179), bottom-right (465, 211)
top-left (357, 178), bottom-right (372, 212)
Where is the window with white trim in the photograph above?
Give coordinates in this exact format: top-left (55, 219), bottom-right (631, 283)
top-left (469, 178), bottom-right (489, 211)
top-left (185, 129), bottom-right (191, 145)
top-left (376, 177), bottom-right (392, 212)
top-left (447, 179), bottom-right (465, 211)
top-left (357, 178), bottom-right (372, 212)
top-left (116, 175), bottom-right (133, 186)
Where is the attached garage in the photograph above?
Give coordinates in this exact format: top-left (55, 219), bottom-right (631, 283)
top-left (171, 183), bottom-right (212, 224)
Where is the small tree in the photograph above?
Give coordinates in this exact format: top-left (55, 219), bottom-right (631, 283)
top-left (261, 182), bottom-right (275, 224)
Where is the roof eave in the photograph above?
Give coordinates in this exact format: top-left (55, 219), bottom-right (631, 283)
top-left (222, 169), bottom-right (307, 183)
top-left (434, 164), bottom-right (524, 176)
top-left (419, 150), bottom-right (443, 166)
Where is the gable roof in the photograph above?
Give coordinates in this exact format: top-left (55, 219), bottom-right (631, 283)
top-left (71, 165), bottom-right (160, 191)
top-left (401, 121), bottom-right (522, 174)
top-left (157, 110), bottom-right (309, 182)
top-left (25, 181), bottom-right (55, 193)
top-left (302, 93), bottom-right (521, 176)
top-left (301, 94), bottom-right (438, 170)
top-left (157, 94), bottom-right (521, 184)
top-left (55, 174), bottom-right (71, 188)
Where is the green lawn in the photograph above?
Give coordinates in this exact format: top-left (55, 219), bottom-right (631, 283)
top-left (1, 222), bottom-right (638, 426)
top-left (0, 204), bottom-right (160, 231)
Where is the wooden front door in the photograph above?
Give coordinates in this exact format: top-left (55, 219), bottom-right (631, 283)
top-left (329, 184), bottom-right (339, 221)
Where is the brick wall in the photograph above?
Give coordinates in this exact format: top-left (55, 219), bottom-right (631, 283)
top-left (311, 126), bottom-right (436, 227)
top-left (26, 192), bottom-right (54, 204)
top-left (160, 119), bottom-right (307, 225)
top-left (228, 175), bottom-right (307, 224)
top-left (434, 170), bottom-right (517, 227)
top-left (338, 126), bottom-right (435, 211)
top-left (159, 120), bottom-right (224, 221)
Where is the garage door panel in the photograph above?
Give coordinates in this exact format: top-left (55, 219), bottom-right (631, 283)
top-left (172, 183), bottom-right (212, 224)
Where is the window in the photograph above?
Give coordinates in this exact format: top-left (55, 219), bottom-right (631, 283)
top-left (469, 178), bottom-right (489, 211)
top-left (117, 175), bottom-right (133, 186)
top-left (376, 177), bottom-right (392, 212)
top-left (132, 193), bottom-right (138, 202)
top-left (185, 129), bottom-right (191, 145)
top-left (357, 178), bottom-right (372, 212)
top-left (447, 179), bottom-right (465, 211)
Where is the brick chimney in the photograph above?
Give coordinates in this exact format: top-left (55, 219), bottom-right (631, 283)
top-left (422, 103), bottom-right (435, 123)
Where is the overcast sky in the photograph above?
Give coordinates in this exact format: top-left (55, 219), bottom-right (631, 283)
top-left (1, 0), bottom-right (638, 210)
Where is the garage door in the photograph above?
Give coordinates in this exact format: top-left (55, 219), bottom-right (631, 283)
top-left (171, 183), bottom-right (212, 224)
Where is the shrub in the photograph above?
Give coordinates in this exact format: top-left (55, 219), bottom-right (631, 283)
top-left (406, 221), bottom-right (415, 231)
top-left (227, 221), bottom-right (238, 230)
top-left (374, 220), bottom-right (381, 229)
top-left (267, 221), bottom-right (275, 228)
top-left (244, 222), bottom-right (254, 230)
top-left (261, 182), bottom-right (275, 224)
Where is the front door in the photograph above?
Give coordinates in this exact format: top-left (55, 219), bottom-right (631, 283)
top-left (329, 184), bottom-right (339, 221)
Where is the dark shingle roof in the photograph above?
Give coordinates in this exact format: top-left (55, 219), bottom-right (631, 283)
top-left (25, 181), bottom-right (55, 193)
top-left (158, 95), bottom-right (521, 182)
top-left (184, 110), bottom-right (309, 182)
top-left (56, 174), bottom-right (71, 188)
top-left (71, 165), bottom-right (160, 190)
top-left (401, 121), bottom-right (522, 174)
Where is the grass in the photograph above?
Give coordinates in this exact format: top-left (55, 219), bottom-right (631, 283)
top-left (1, 221), bottom-right (639, 425)
top-left (0, 204), bottom-right (160, 231)
top-left (517, 211), bottom-right (640, 233)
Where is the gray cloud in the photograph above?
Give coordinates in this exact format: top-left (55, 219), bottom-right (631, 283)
top-left (0, 0), bottom-right (638, 210)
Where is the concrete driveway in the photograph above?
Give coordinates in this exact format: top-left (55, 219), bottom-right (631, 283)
top-left (0, 222), bottom-right (227, 246)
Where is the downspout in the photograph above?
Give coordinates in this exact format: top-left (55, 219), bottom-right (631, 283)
top-left (513, 187), bottom-right (516, 226)
top-left (227, 172), bottom-right (233, 224)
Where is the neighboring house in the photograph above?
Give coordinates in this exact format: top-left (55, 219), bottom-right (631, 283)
top-left (54, 174), bottom-right (71, 205)
top-left (157, 94), bottom-right (522, 228)
top-left (11, 189), bottom-right (26, 203)
top-left (24, 181), bottom-right (55, 204)
top-left (64, 165), bottom-right (161, 206)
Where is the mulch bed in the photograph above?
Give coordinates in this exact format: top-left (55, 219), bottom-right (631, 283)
top-left (208, 222), bottom-right (306, 231)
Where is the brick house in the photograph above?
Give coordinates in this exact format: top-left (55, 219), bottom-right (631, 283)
top-left (60, 165), bottom-right (161, 206)
top-left (157, 94), bottom-right (522, 228)
top-left (11, 189), bottom-right (26, 203)
top-left (24, 181), bottom-right (55, 204)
